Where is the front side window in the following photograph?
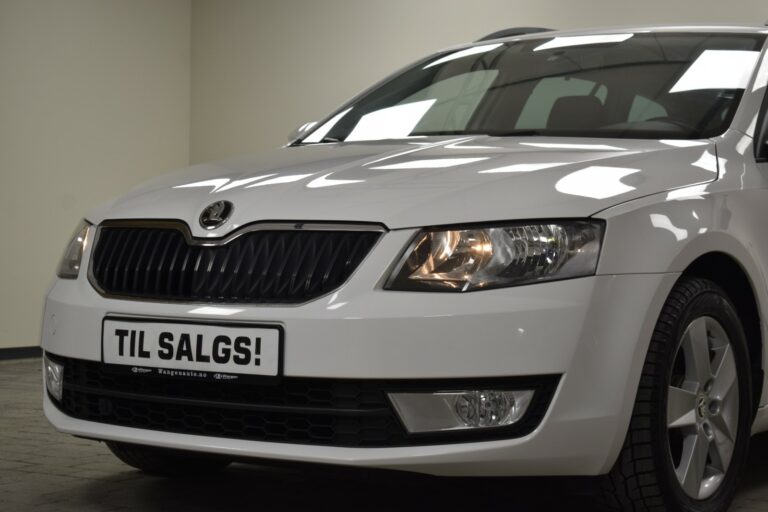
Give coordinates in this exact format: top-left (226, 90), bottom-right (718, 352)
top-left (300, 32), bottom-right (765, 143)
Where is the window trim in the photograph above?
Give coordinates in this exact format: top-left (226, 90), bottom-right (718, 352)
top-left (757, 86), bottom-right (768, 162)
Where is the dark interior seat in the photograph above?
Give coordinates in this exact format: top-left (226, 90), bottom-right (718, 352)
top-left (547, 95), bottom-right (605, 131)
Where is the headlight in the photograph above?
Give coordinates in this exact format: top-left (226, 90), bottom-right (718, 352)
top-left (57, 220), bottom-right (91, 279)
top-left (385, 220), bottom-right (603, 292)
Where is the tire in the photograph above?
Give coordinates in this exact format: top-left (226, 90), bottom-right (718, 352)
top-left (598, 277), bottom-right (753, 512)
top-left (107, 441), bottom-right (232, 476)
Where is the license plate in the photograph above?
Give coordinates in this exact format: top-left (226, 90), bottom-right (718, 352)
top-left (102, 317), bottom-right (282, 377)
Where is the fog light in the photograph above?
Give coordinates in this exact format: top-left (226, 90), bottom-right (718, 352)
top-left (388, 389), bottom-right (534, 433)
top-left (44, 355), bottom-right (64, 402)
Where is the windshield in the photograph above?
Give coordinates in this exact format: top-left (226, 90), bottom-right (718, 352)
top-left (300, 32), bottom-right (766, 143)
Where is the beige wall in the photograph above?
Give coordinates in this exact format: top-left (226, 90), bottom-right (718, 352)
top-left (3, 0), bottom-right (768, 348)
top-left (0, 0), bottom-right (191, 349)
top-left (189, 0), bottom-right (768, 163)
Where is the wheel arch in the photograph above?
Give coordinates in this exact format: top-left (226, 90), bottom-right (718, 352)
top-left (599, 205), bottom-right (768, 414)
top-left (598, 220), bottom-right (768, 471)
top-left (681, 252), bottom-right (764, 417)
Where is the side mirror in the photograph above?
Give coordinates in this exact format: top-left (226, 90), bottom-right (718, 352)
top-left (288, 121), bottom-right (317, 143)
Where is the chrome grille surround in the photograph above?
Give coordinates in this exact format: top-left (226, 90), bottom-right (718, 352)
top-left (88, 220), bottom-right (385, 304)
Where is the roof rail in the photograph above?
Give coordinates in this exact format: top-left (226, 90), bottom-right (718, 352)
top-left (475, 27), bottom-right (555, 42)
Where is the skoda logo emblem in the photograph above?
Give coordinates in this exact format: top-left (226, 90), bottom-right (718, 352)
top-left (199, 200), bottom-right (234, 229)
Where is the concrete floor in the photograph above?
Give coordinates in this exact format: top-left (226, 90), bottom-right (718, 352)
top-left (2, 358), bottom-right (768, 511)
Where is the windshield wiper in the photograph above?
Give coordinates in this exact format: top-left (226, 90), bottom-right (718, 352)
top-left (482, 130), bottom-right (546, 137)
top-left (295, 136), bottom-right (342, 145)
top-left (410, 130), bottom-right (546, 137)
top-left (409, 131), bottom-right (475, 136)
top-left (296, 131), bottom-right (547, 145)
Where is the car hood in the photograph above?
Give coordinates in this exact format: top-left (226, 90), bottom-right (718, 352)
top-left (88, 136), bottom-right (720, 235)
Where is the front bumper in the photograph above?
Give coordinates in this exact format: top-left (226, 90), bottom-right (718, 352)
top-left (42, 250), bottom-right (678, 475)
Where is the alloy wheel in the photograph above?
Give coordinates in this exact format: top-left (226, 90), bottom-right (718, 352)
top-left (667, 316), bottom-right (739, 500)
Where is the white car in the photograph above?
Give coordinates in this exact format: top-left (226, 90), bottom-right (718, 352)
top-left (43, 25), bottom-right (768, 512)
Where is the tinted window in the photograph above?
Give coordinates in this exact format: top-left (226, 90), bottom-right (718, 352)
top-left (515, 77), bottom-right (607, 129)
top-left (301, 32), bottom-right (766, 143)
top-left (628, 95), bottom-right (668, 122)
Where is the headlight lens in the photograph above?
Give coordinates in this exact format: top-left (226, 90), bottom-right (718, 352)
top-left (57, 220), bottom-right (91, 279)
top-left (385, 220), bottom-right (603, 292)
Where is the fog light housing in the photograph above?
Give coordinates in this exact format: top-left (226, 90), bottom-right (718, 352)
top-left (44, 355), bottom-right (64, 402)
top-left (388, 389), bottom-right (534, 433)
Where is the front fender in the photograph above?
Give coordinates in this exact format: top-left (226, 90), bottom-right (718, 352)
top-left (596, 185), bottom-right (768, 408)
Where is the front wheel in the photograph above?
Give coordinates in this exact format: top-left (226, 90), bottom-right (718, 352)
top-left (599, 277), bottom-right (752, 512)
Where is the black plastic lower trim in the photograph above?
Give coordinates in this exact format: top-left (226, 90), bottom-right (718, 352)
top-left (48, 353), bottom-right (560, 448)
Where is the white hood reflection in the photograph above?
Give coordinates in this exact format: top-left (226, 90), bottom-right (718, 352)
top-left (659, 140), bottom-right (709, 148)
top-left (174, 174), bottom-right (280, 192)
top-left (650, 213), bottom-right (688, 241)
top-left (306, 173), bottom-right (364, 189)
top-left (370, 157), bottom-right (489, 170)
top-left (555, 166), bottom-right (641, 199)
top-left (691, 150), bottom-right (724, 174)
top-left (245, 174), bottom-right (315, 188)
top-left (520, 142), bottom-right (625, 151)
top-left (666, 184), bottom-right (709, 201)
top-left (98, 136), bottom-right (721, 234)
top-left (173, 178), bottom-right (230, 192)
top-left (479, 162), bottom-right (566, 174)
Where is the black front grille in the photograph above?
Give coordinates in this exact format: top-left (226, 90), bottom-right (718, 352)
top-left (90, 224), bottom-right (381, 304)
top-left (50, 355), bottom-right (560, 448)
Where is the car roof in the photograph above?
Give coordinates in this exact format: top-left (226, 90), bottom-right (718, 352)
top-left (473, 24), bottom-right (768, 45)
